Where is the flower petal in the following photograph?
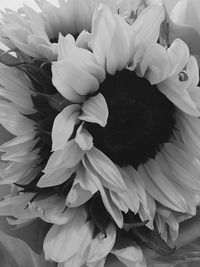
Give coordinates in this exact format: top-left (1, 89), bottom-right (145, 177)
top-left (58, 34), bottom-right (105, 83)
top-left (79, 93), bottom-right (108, 127)
top-left (106, 16), bottom-right (131, 74)
top-left (52, 104), bottom-right (80, 151)
top-left (83, 157), bottom-right (123, 228)
top-left (144, 39), bottom-right (190, 84)
top-left (112, 244), bottom-right (146, 267)
top-left (75, 123), bottom-right (93, 151)
top-left (134, 4), bottom-right (165, 47)
top-left (43, 207), bottom-right (92, 262)
top-left (138, 159), bottom-right (188, 212)
top-left (43, 139), bottom-right (84, 173)
top-left (86, 147), bottom-right (126, 192)
top-left (158, 57), bottom-right (200, 117)
top-left (37, 166), bottom-right (76, 188)
top-left (52, 60), bottom-right (99, 103)
top-left (87, 223), bottom-right (116, 264)
top-left (91, 4), bottom-right (115, 68)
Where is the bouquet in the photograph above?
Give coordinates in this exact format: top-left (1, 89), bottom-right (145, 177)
top-left (0, 0), bottom-right (200, 266)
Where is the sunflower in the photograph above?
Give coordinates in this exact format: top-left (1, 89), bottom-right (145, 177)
top-left (0, 1), bottom-right (200, 267)
top-left (0, 0), bottom-right (136, 60)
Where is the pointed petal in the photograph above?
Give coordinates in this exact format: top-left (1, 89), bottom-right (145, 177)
top-left (29, 196), bottom-right (73, 225)
top-left (161, 142), bottom-right (200, 194)
top-left (138, 159), bottom-right (187, 212)
top-left (52, 104), bottom-right (80, 151)
top-left (87, 223), bottom-right (116, 263)
top-left (158, 72), bottom-right (200, 117)
top-left (134, 4), bottom-right (165, 46)
top-left (91, 4), bottom-right (115, 68)
top-left (79, 93), bottom-right (108, 127)
top-left (75, 123), bottom-right (93, 151)
top-left (43, 139), bottom-right (84, 173)
top-left (75, 163), bottom-right (98, 195)
top-left (43, 208), bottom-right (92, 262)
top-left (106, 16), bottom-right (131, 75)
top-left (112, 244), bottom-right (146, 267)
top-left (115, 167), bottom-right (140, 213)
top-left (52, 60), bottom-right (99, 102)
top-left (144, 39), bottom-right (190, 84)
top-left (86, 147), bottom-right (126, 192)
top-left (66, 182), bottom-right (92, 208)
top-left (82, 157), bottom-right (123, 228)
top-left (0, 102), bottom-right (35, 135)
top-left (58, 34), bottom-right (105, 83)
top-left (37, 166), bottom-right (76, 188)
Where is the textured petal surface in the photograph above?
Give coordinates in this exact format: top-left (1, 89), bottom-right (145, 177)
top-left (87, 223), bottom-right (116, 264)
top-left (86, 147), bottom-right (126, 192)
top-left (75, 123), bottom-right (93, 151)
top-left (52, 104), bottom-right (80, 151)
top-left (79, 93), bottom-right (108, 127)
top-left (43, 208), bottom-right (92, 262)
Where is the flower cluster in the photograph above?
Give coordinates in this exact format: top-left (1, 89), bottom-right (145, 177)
top-left (0, 0), bottom-right (200, 266)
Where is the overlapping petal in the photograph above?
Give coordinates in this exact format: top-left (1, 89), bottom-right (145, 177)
top-left (43, 207), bottom-right (93, 262)
top-left (79, 93), bottom-right (108, 127)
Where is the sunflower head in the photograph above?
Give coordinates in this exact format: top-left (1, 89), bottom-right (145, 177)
top-left (0, 1), bottom-right (200, 267)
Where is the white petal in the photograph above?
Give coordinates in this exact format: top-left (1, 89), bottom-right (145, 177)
top-left (82, 157), bottom-right (123, 228)
top-left (144, 39), bottom-right (190, 84)
top-left (52, 60), bottom-right (99, 102)
top-left (138, 160), bottom-right (187, 212)
top-left (106, 16), bottom-right (131, 74)
top-left (52, 104), bottom-right (80, 151)
top-left (29, 196), bottom-right (73, 225)
top-left (161, 142), bottom-right (200, 194)
top-left (75, 123), bottom-right (93, 151)
top-left (66, 182), bottom-right (92, 208)
top-left (110, 191), bottom-right (129, 214)
top-left (134, 4), bottom-right (165, 47)
top-left (86, 147), bottom-right (126, 192)
top-left (112, 244), bottom-right (146, 267)
top-left (91, 4), bottom-right (115, 68)
top-left (43, 207), bottom-right (92, 262)
top-left (138, 192), bottom-right (156, 230)
top-left (87, 223), bottom-right (116, 263)
top-left (116, 167), bottom-right (140, 213)
top-left (58, 34), bottom-right (105, 83)
top-left (158, 76), bottom-right (200, 117)
top-left (0, 102), bottom-right (35, 135)
top-left (75, 163), bottom-right (98, 195)
top-left (37, 166), bottom-right (76, 188)
top-left (79, 93), bottom-right (108, 127)
top-left (44, 139), bottom-right (84, 173)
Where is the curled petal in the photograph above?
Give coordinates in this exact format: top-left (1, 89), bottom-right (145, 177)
top-left (43, 139), bottom-right (84, 173)
top-left (58, 34), bottom-right (105, 83)
top-left (43, 208), bottom-right (92, 262)
top-left (87, 223), bottom-right (116, 264)
top-left (86, 147), bottom-right (126, 192)
top-left (52, 104), bottom-right (80, 151)
top-left (133, 4), bottom-right (165, 47)
top-left (75, 123), bottom-right (93, 151)
top-left (144, 39), bottom-right (190, 84)
top-left (79, 93), bottom-right (108, 127)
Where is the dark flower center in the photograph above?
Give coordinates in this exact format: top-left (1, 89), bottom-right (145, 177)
top-left (86, 70), bottom-right (175, 168)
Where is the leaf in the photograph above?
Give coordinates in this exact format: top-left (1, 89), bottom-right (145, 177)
top-left (130, 225), bottom-right (175, 256)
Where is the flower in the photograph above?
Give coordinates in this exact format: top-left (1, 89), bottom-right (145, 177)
top-left (0, 0), bottom-right (136, 60)
top-left (0, 1), bottom-right (200, 267)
